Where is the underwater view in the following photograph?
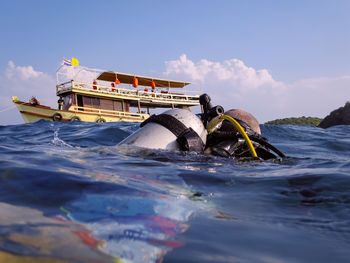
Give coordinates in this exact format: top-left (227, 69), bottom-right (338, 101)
top-left (1, 120), bottom-right (350, 263)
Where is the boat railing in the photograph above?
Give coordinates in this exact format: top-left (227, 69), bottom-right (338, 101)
top-left (56, 81), bottom-right (73, 92)
top-left (57, 81), bottom-right (200, 103)
top-left (69, 105), bottom-right (149, 120)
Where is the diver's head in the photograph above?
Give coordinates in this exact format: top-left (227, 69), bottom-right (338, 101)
top-left (221, 109), bottom-right (261, 135)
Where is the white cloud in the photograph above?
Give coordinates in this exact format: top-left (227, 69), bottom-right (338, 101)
top-left (164, 54), bottom-right (286, 91)
top-left (164, 54), bottom-right (350, 123)
top-left (0, 61), bottom-right (56, 125)
top-left (6, 61), bottom-right (44, 80)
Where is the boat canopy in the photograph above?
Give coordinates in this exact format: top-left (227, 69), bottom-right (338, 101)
top-left (97, 71), bottom-right (190, 88)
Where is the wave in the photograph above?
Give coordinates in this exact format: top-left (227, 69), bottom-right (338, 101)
top-left (1, 121), bottom-right (350, 262)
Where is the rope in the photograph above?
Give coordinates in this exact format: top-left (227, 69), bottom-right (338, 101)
top-left (0, 105), bottom-right (16, 113)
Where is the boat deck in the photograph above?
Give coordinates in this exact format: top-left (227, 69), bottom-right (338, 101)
top-left (57, 81), bottom-right (200, 108)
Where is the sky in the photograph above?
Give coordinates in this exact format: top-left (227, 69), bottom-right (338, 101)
top-left (1, 0), bottom-right (349, 125)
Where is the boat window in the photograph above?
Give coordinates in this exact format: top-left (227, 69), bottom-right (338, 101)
top-left (113, 100), bottom-right (123, 111)
top-left (100, 99), bottom-right (113, 110)
top-left (92, 98), bottom-right (100, 106)
top-left (83, 96), bottom-right (92, 105)
top-left (82, 96), bottom-right (100, 108)
top-left (77, 95), bottom-right (83, 110)
top-left (63, 94), bottom-right (72, 110)
top-left (123, 101), bottom-right (130, 112)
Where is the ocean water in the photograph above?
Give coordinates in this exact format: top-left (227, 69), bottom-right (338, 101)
top-left (0, 120), bottom-right (350, 263)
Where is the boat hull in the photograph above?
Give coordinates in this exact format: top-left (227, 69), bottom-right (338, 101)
top-left (13, 100), bottom-right (149, 123)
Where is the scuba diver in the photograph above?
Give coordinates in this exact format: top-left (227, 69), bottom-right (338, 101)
top-left (199, 93), bottom-right (284, 159)
top-left (119, 94), bottom-right (285, 160)
top-left (204, 108), bottom-right (285, 159)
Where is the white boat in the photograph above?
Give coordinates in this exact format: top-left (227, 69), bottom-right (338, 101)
top-left (13, 62), bottom-right (200, 123)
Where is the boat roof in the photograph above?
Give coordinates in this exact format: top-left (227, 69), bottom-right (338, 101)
top-left (97, 71), bottom-right (190, 88)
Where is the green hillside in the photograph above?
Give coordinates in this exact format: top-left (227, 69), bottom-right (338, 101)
top-left (265, 116), bottom-right (323, 126)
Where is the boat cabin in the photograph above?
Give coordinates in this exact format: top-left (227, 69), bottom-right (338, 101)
top-left (55, 64), bottom-right (200, 122)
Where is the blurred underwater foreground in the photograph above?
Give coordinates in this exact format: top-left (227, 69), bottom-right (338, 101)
top-left (1, 120), bottom-right (350, 262)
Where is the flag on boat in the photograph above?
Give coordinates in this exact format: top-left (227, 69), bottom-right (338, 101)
top-left (71, 57), bottom-right (79, 67)
top-left (63, 58), bottom-right (79, 66)
top-left (63, 59), bottom-right (72, 66)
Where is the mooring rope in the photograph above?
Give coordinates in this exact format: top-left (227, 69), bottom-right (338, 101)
top-left (0, 105), bottom-right (16, 113)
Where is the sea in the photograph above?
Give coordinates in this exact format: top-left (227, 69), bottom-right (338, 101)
top-left (0, 120), bottom-right (350, 263)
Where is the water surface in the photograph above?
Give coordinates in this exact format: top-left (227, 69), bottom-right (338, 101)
top-left (1, 121), bottom-right (350, 262)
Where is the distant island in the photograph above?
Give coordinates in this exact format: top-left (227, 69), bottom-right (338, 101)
top-left (265, 116), bottom-right (323, 126)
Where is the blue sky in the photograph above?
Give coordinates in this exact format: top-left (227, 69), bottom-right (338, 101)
top-left (1, 0), bottom-right (350, 124)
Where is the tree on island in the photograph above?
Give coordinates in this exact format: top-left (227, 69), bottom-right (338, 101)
top-left (265, 116), bottom-right (323, 126)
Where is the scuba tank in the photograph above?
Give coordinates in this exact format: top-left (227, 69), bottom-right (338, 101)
top-left (119, 108), bottom-right (207, 151)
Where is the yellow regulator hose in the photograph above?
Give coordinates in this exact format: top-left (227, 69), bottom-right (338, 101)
top-left (220, 115), bottom-right (258, 158)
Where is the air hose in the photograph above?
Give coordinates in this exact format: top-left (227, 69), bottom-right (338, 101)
top-left (219, 115), bottom-right (258, 158)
